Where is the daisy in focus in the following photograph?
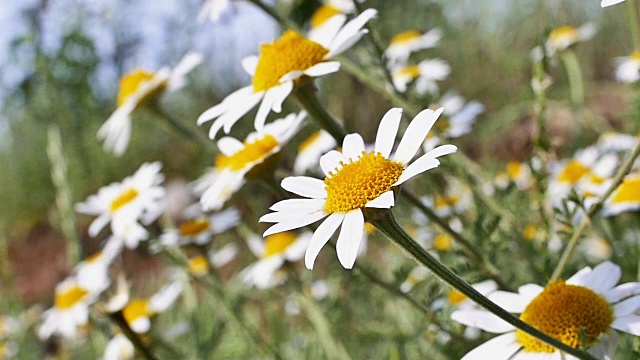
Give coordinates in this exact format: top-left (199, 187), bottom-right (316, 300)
top-left (452, 261), bottom-right (640, 359)
top-left (75, 162), bottom-right (165, 249)
top-left (614, 50), bottom-right (640, 83)
top-left (99, 52), bottom-right (203, 156)
top-left (197, 9), bottom-right (377, 138)
top-left (391, 58), bottom-right (451, 95)
top-left (260, 107), bottom-right (457, 269)
top-left (195, 112), bottom-right (304, 211)
top-left (38, 277), bottom-right (98, 339)
top-left (293, 130), bottom-right (337, 174)
top-left (545, 23), bottom-right (596, 57)
top-left (384, 28), bottom-right (442, 68)
top-left (241, 231), bottom-right (311, 289)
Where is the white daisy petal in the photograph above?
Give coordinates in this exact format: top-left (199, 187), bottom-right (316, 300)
top-left (488, 291), bottom-right (529, 313)
top-left (336, 209), bottom-right (365, 269)
top-left (262, 210), bottom-right (328, 237)
top-left (603, 282), bottom-right (640, 303)
top-left (220, 90), bottom-right (265, 134)
top-left (393, 108), bottom-right (444, 165)
top-left (517, 284), bottom-right (544, 303)
top-left (241, 55), bottom-right (259, 76)
top-left (460, 332), bottom-right (521, 360)
top-left (305, 212), bottom-right (345, 269)
top-left (611, 315), bottom-right (640, 335)
top-left (451, 310), bottom-right (515, 333)
top-left (328, 9), bottom-right (377, 57)
top-left (565, 266), bottom-right (592, 285)
top-left (394, 157), bottom-right (439, 185)
top-left (374, 108), bottom-right (402, 158)
top-left (602, 0), bottom-right (626, 7)
top-left (309, 14), bottom-right (347, 47)
top-left (342, 134), bottom-right (366, 160)
top-left (614, 295), bottom-right (640, 316)
top-left (304, 61), bottom-right (341, 77)
top-left (269, 198), bottom-right (327, 213)
top-left (365, 190), bottom-right (395, 208)
top-left (326, 30), bottom-right (368, 58)
top-left (320, 150), bottom-right (348, 176)
top-left (424, 144), bottom-right (458, 160)
top-left (567, 261), bottom-right (620, 294)
top-left (217, 137), bottom-right (244, 156)
top-left (281, 176), bottom-right (327, 199)
top-left (512, 351), bottom-right (562, 360)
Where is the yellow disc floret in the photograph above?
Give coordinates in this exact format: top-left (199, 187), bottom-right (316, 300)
top-left (631, 50), bottom-right (640, 62)
top-left (110, 188), bottom-right (139, 213)
top-left (447, 289), bottom-right (467, 305)
top-left (123, 299), bottom-right (150, 324)
top-left (611, 175), bottom-right (640, 204)
top-left (252, 30), bottom-right (329, 92)
top-left (324, 151), bottom-right (404, 213)
top-left (180, 218), bottom-right (211, 236)
top-left (310, 5), bottom-right (341, 28)
top-left (188, 255), bottom-right (210, 276)
top-left (263, 232), bottom-right (297, 258)
top-left (395, 65), bottom-right (421, 79)
top-left (516, 280), bottom-right (612, 352)
top-left (215, 135), bottom-right (279, 171)
top-left (557, 160), bottom-right (589, 184)
top-left (390, 30), bottom-right (422, 45)
top-left (55, 285), bottom-right (89, 310)
top-left (117, 69), bottom-right (164, 107)
top-left (548, 26), bottom-right (578, 47)
top-left (433, 234), bottom-right (453, 251)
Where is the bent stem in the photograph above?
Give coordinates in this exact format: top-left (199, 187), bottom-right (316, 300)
top-left (551, 140), bottom-right (640, 280)
top-left (109, 310), bottom-right (159, 360)
top-left (371, 210), bottom-right (596, 360)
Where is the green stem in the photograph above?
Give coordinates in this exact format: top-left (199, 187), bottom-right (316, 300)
top-left (559, 50), bottom-right (584, 110)
top-left (551, 139), bottom-right (640, 279)
top-left (147, 102), bottom-right (211, 147)
top-left (371, 210), bottom-right (595, 360)
top-left (110, 311), bottom-right (159, 360)
top-left (293, 81), bottom-right (348, 143)
top-left (246, 0), bottom-right (301, 31)
top-left (626, 0), bottom-right (640, 51)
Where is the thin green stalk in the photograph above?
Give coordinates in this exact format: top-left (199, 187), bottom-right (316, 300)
top-left (371, 210), bottom-right (596, 360)
top-left (46, 125), bottom-right (82, 266)
top-left (147, 102), bottom-right (211, 147)
top-left (110, 311), bottom-right (159, 360)
top-left (246, 0), bottom-right (301, 31)
top-left (551, 139), bottom-right (640, 280)
top-left (293, 81), bottom-right (348, 143)
top-left (559, 50), bottom-right (584, 110)
top-left (626, 0), bottom-right (640, 51)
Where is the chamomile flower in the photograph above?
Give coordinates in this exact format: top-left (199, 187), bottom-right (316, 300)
top-left (597, 132), bottom-right (638, 153)
top-left (260, 107), bottom-right (457, 269)
top-left (391, 58), bottom-right (451, 95)
top-left (423, 181), bottom-right (472, 218)
top-left (103, 333), bottom-right (134, 360)
top-left (452, 261), bottom-right (640, 359)
top-left (186, 243), bottom-right (238, 277)
top-left (73, 237), bottom-right (122, 293)
top-left (196, 112), bottom-right (304, 211)
top-left (602, 0), bottom-right (626, 7)
top-left (423, 91), bottom-right (484, 151)
top-left (241, 231), bottom-right (311, 289)
top-left (495, 161), bottom-right (533, 191)
top-left (545, 23), bottom-right (596, 57)
top-left (547, 147), bottom-right (599, 208)
top-left (615, 50), bottom-right (640, 83)
top-left (293, 130), bottom-right (337, 174)
top-left (99, 52), bottom-right (203, 156)
top-left (197, 9), bottom-right (377, 138)
top-left (384, 28), bottom-right (442, 67)
top-left (308, 0), bottom-right (357, 39)
top-left (75, 162), bottom-right (165, 249)
top-left (38, 277), bottom-right (96, 339)
top-left (120, 282), bottom-right (183, 334)
top-left (603, 173), bottom-right (640, 216)
top-left (160, 207), bottom-right (241, 246)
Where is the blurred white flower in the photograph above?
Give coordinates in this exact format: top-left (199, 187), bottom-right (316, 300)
top-left (384, 28), bottom-right (442, 67)
top-left (615, 50), bottom-right (640, 83)
top-left (293, 130), bottom-right (337, 175)
top-left (545, 23), bottom-right (596, 57)
top-left (391, 59), bottom-right (450, 95)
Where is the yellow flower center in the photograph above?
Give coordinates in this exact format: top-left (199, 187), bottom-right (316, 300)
top-left (123, 299), bottom-right (150, 324)
top-left (433, 234), bottom-right (453, 251)
top-left (516, 280), bottom-right (612, 352)
top-left (557, 160), bottom-right (589, 184)
top-left (55, 285), bottom-right (89, 310)
top-left (299, 131), bottom-right (324, 153)
top-left (188, 255), bottom-right (210, 276)
top-left (434, 194), bottom-right (459, 209)
top-left (631, 50), bottom-right (640, 61)
top-left (215, 135), bottom-right (279, 171)
top-left (179, 218), bottom-right (211, 236)
top-left (395, 65), bottom-right (420, 79)
top-left (324, 151), bottom-right (404, 213)
top-left (263, 232), bottom-right (297, 258)
top-left (506, 161), bottom-right (523, 179)
top-left (523, 224), bottom-right (538, 241)
top-left (310, 5), bottom-right (341, 28)
top-left (85, 250), bottom-right (103, 263)
top-left (447, 289), bottom-right (467, 305)
top-left (110, 188), bottom-right (139, 213)
top-left (548, 26), bottom-right (578, 46)
top-left (117, 69), bottom-right (163, 107)
top-left (611, 176), bottom-right (640, 204)
top-left (252, 30), bottom-right (329, 92)
top-left (390, 30), bottom-right (422, 45)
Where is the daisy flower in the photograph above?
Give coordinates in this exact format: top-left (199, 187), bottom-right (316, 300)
top-left (423, 91), bottom-right (484, 151)
top-left (602, 0), bottom-right (626, 7)
top-left (76, 162), bottom-right (165, 249)
top-left (259, 107), bottom-right (457, 269)
top-left (495, 161), bottom-right (533, 191)
top-left (614, 50), bottom-right (640, 83)
top-left (391, 58), bottom-right (451, 95)
top-left (197, 9), bottom-right (378, 138)
top-left (423, 181), bottom-right (472, 218)
top-left (73, 237), bottom-right (122, 293)
top-left (452, 261), bottom-right (640, 359)
top-left (308, 0), bottom-right (356, 39)
top-left (597, 132), bottom-right (638, 153)
top-left (99, 52), bottom-right (203, 156)
top-left (603, 173), bottom-right (640, 216)
top-left (186, 243), bottom-right (238, 277)
top-left (160, 207), bottom-right (241, 246)
top-left (103, 333), bottom-right (134, 360)
top-left (241, 231), bottom-right (311, 289)
top-left (120, 282), bottom-right (183, 334)
top-left (293, 130), bottom-right (337, 174)
top-left (545, 23), bottom-right (596, 57)
top-left (384, 28), bottom-right (442, 67)
top-left (38, 277), bottom-right (96, 339)
top-left (195, 112), bottom-right (304, 211)
top-left (547, 147), bottom-right (599, 208)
